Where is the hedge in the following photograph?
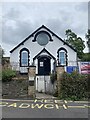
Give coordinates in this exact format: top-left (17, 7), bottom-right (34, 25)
top-left (2, 69), bottom-right (16, 82)
top-left (59, 71), bottom-right (88, 100)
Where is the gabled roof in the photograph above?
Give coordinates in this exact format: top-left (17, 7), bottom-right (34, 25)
top-left (10, 25), bottom-right (77, 53)
top-left (33, 48), bottom-right (56, 60)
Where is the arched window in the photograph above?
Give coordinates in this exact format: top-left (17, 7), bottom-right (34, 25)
top-left (57, 47), bottom-right (68, 66)
top-left (20, 48), bottom-right (29, 67)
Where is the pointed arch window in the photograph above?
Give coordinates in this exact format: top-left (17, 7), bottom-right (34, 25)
top-left (57, 47), bottom-right (68, 66)
top-left (59, 50), bottom-right (65, 65)
top-left (20, 48), bottom-right (29, 67)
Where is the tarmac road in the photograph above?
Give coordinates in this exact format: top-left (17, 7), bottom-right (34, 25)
top-left (0, 99), bottom-right (89, 119)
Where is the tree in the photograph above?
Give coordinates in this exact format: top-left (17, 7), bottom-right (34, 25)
top-left (85, 29), bottom-right (90, 53)
top-left (81, 53), bottom-right (90, 61)
top-left (0, 46), bottom-right (5, 66)
top-left (0, 45), bottom-right (5, 58)
top-left (65, 29), bottom-right (85, 59)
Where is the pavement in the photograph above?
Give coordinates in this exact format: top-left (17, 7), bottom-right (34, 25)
top-left (36, 92), bottom-right (56, 99)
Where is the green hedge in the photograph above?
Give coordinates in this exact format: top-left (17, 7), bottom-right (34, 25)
top-left (2, 69), bottom-right (16, 82)
top-left (59, 72), bottom-right (88, 100)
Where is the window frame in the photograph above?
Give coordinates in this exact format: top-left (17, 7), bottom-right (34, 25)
top-left (20, 48), bottom-right (30, 67)
top-left (59, 51), bottom-right (66, 65)
top-left (57, 47), bottom-right (68, 66)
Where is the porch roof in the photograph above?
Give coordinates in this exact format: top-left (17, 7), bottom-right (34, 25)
top-left (33, 48), bottom-right (56, 61)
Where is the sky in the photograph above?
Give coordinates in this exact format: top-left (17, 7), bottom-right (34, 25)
top-left (1, 2), bottom-right (89, 56)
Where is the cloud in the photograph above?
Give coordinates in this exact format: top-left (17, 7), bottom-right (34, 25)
top-left (2, 2), bottom-right (88, 56)
top-left (2, 19), bottom-right (35, 44)
top-left (6, 8), bottom-right (20, 20)
top-left (88, 2), bottom-right (90, 29)
top-left (75, 2), bottom-right (88, 12)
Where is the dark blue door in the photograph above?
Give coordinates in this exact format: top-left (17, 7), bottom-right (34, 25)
top-left (38, 56), bottom-right (51, 75)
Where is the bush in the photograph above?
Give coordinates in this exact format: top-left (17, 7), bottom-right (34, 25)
top-left (50, 71), bottom-right (57, 84)
top-left (2, 69), bottom-right (16, 82)
top-left (59, 71), bottom-right (88, 100)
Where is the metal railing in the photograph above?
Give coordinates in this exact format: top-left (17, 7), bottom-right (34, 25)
top-left (10, 61), bottom-right (79, 73)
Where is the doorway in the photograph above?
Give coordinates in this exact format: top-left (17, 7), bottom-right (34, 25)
top-left (38, 56), bottom-right (51, 75)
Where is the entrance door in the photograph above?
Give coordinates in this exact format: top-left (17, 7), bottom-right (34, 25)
top-left (38, 56), bottom-right (51, 75)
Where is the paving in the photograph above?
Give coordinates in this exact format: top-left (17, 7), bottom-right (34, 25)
top-left (36, 92), bottom-right (56, 99)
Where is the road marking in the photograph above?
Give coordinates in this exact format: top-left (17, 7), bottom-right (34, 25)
top-left (7, 103), bottom-right (17, 108)
top-left (74, 101), bottom-right (89, 104)
top-left (44, 99), bottom-right (54, 103)
top-left (64, 100), bottom-right (67, 104)
top-left (0, 99), bottom-right (89, 104)
top-left (84, 105), bottom-right (90, 108)
top-left (0, 99), bottom-right (63, 104)
top-left (63, 104), bottom-right (68, 109)
top-left (68, 106), bottom-right (86, 108)
top-left (0, 102), bottom-right (8, 106)
top-left (55, 104), bottom-right (62, 109)
top-left (0, 99), bottom-right (89, 110)
top-left (0, 101), bottom-right (89, 109)
top-left (31, 104), bottom-right (44, 109)
top-left (19, 103), bottom-right (30, 108)
top-left (44, 104), bottom-right (54, 109)
top-left (0, 99), bottom-right (34, 102)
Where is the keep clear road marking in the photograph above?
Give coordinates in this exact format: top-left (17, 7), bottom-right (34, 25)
top-left (0, 99), bottom-right (89, 109)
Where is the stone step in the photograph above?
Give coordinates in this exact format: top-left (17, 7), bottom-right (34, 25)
top-left (36, 75), bottom-right (50, 80)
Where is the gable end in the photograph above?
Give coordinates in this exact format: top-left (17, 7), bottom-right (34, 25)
top-left (10, 25), bottom-right (77, 53)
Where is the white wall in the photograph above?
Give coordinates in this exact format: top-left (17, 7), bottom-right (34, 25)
top-left (10, 27), bottom-right (77, 72)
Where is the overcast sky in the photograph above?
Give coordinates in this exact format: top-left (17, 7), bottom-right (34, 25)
top-left (1, 2), bottom-right (89, 56)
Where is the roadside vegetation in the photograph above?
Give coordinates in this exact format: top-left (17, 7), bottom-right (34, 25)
top-left (2, 68), bottom-right (16, 82)
top-left (54, 71), bottom-right (89, 101)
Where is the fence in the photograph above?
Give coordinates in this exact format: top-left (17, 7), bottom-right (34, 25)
top-left (10, 61), bottom-right (82, 74)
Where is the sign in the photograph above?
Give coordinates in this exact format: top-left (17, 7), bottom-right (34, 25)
top-left (29, 76), bottom-right (34, 81)
top-left (80, 62), bottom-right (90, 74)
top-left (66, 66), bottom-right (78, 73)
top-left (40, 62), bottom-right (43, 67)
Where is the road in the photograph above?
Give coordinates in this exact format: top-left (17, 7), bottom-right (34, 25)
top-left (0, 98), bottom-right (89, 118)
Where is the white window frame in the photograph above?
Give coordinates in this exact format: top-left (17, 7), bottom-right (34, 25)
top-left (59, 50), bottom-right (66, 66)
top-left (21, 51), bottom-right (28, 66)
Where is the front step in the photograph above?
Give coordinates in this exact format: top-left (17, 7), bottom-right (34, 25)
top-left (36, 92), bottom-right (56, 99)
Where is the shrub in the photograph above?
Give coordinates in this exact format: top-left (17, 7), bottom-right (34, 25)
top-left (2, 69), bottom-right (16, 82)
top-left (59, 71), bottom-right (88, 100)
top-left (50, 71), bottom-right (57, 84)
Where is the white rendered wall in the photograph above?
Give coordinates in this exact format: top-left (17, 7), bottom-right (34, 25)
top-left (10, 28), bottom-right (77, 72)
